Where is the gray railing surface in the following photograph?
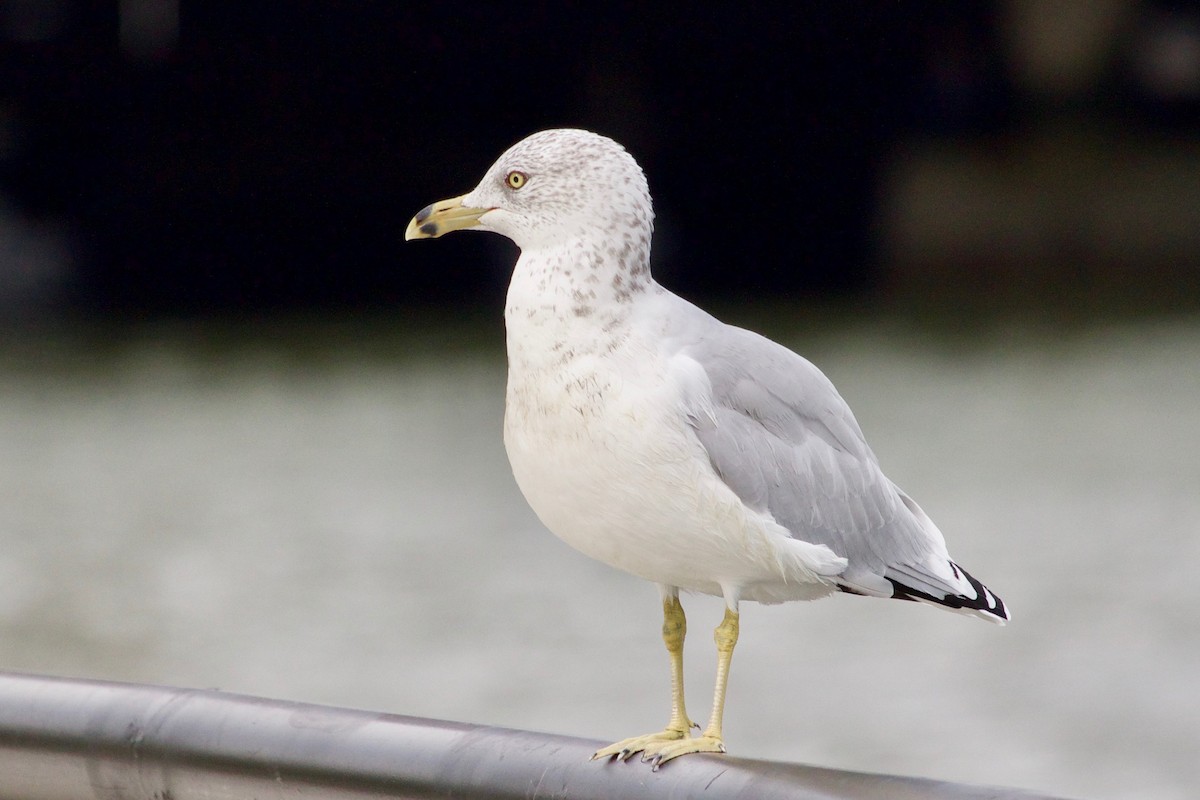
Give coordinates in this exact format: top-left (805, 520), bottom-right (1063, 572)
top-left (0, 671), bottom-right (1067, 800)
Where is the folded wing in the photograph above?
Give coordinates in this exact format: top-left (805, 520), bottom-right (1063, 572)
top-left (666, 309), bottom-right (1008, 624)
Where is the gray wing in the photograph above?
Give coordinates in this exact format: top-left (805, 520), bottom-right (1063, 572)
top-left (679, 326), bottom-right (932, 591)
top-left (656, 298), bottom-right (985, 608)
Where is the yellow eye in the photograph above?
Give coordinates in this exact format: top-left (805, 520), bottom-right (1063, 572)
top-left (506, 171), bottom-right (527, 189)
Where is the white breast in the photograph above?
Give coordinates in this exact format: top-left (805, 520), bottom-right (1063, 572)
top-left (502, 278), bottom-right (844, 602)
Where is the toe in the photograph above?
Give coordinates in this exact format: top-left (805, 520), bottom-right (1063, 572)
top-left (644, 735), bottom-right (726, 770)
top-left (592, 728), bottom-right (691, 762)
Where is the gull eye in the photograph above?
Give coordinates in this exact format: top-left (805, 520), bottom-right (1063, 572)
top-left (506, 171), bottom-right (528, 190)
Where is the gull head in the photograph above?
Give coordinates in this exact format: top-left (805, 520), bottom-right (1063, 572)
top-left (405, 129), bottom-right (654, 253)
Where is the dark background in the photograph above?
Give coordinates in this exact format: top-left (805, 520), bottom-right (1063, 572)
top-left (1, 1), bottom-right (1198, 319)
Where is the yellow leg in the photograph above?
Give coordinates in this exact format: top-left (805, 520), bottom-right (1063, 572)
top-left (662, 594), bottom-right (696, 735)
top-left (594, 603), bottom-right (740, 770)
top-left (702, 606), bottom-right (739, 742)
top-left (643, 606), bottom-right (738, 768)
top-left (592, 595), bottom-right (697, 762)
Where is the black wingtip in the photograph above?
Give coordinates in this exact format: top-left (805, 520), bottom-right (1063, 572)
top-left (888, 562), bottom-right (1009, 623)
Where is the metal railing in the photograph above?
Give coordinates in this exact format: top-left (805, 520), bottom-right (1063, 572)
top-left (0, 671), bottom-right (1066, 799)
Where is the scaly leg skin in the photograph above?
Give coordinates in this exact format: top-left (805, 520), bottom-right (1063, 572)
top-left (643, 606), bottom-right (739, 770)
top-left (592, 594), bottom-right (698, 763)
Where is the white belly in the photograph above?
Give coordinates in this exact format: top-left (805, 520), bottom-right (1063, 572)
top-left (502, 337), bottom-right (840, 603)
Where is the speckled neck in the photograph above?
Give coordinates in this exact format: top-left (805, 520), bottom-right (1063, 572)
top-left (503, 229), bottom-right (654, 375)
top-left (505, 223), bottom-right (652, 317)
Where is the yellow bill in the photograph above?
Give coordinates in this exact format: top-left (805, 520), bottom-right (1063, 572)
top-left (404, 195), bottom-right (491, 240)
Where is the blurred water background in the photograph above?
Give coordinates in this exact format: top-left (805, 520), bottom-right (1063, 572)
top-left (1, 311), bottom-right (1197, 800)
top-left (4, 3), bottom-right (1200, 800)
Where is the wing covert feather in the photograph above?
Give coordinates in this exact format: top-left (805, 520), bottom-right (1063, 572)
top-left (669, 318), bottom-right (942, 579)
top-left (647, 292), bottom-right (1008, 621)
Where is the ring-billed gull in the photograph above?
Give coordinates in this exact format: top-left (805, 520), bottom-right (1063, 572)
top-left (405, 129), bottom-right (1009, 768)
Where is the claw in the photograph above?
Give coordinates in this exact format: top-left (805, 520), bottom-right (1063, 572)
top-left (592, 727), bottom-right (694, 766)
